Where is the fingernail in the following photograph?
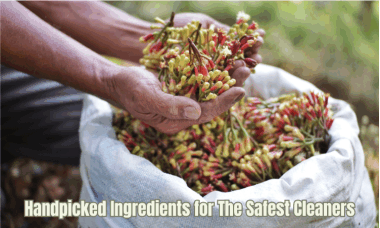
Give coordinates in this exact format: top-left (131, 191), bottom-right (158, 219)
top-left (234, 94), bottom-right (245, 103)
top-left (184, 106), bottom-right (201, 120)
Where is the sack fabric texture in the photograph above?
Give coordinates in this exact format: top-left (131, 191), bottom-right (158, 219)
top-left (78, 64), bottom-right (376, 228)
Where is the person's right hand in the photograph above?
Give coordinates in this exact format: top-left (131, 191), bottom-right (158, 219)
top-left (103, 66), bottom-right (249, 134)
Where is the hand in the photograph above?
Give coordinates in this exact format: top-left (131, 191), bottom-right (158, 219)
top-left (244, 29), bottom-right (265, 64)
top-left (171, 12), bottom-right (265, 65)
top-left (169, 12), bottom-right (265, 86)
top-left (104, 67), bottom-right (247, 134)
top-left (171, 12), bottom-right (230, 32)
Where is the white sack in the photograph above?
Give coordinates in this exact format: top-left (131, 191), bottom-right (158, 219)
top-left (78, 64), bottom-right (376, 228)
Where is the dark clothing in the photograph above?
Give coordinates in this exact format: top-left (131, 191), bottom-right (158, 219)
top-left (1, 65), bottom-right (83, 166)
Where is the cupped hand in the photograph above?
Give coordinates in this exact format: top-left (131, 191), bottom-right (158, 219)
top-left (104, 66), bottom-right (248, 134)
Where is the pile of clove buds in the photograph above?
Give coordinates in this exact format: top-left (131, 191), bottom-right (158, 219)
top-left (113, 91), bottom-right (334, 196)
top-left (139, 11), bottom-right (260, 101)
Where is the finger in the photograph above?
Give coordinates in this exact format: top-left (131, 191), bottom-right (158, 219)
top-left (151, 89), bottom-right (202, 120)
top-left (244, 36), bottom-right (264, 57)
top-left (210, 20), bottom-right (230, 32)
top-left (247, 53), bottom-right (262, 64)
top-left (230, 64), bottom-right (251, 87)
top-left (149, 87), bottom-right (246, 134)
top-left (252, 35), bottom-right (264, 51)
top-left (198, 87), bottom-right (245, 123)
top-left (244, 50), bottom-right (263, 64)
top-left (256, 29), bottom-right (266, 38)
top-left (228, 59), bottom-right (246, 77)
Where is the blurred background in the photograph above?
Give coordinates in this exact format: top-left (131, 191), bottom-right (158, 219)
top-left (2, 1), bottom-right (378, 227)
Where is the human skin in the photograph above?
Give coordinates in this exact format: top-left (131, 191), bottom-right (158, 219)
top-left (1, 2), bottom-right (264, 134)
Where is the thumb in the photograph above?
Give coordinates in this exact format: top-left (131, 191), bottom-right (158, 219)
top-left (152, 90), bottom-right (202, 120)
top-left (210, 20), bottom-right (230, 32)
top-left (197, 87), bottom-right (245, 123)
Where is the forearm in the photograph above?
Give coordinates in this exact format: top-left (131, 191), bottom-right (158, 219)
top-left (1, 1), bottom-right (122, 102)
top-left (19, 1), bottom-right (151, 63)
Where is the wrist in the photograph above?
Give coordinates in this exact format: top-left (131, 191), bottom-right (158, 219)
top-left (98, 64), bottom-right (127, 105)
